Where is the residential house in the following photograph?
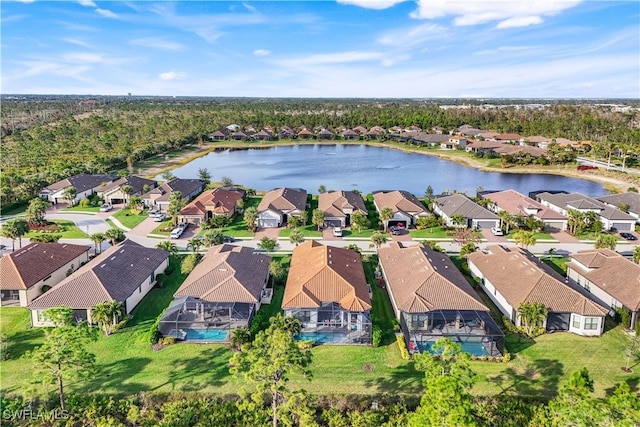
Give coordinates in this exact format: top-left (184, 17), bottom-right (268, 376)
top-left (366, 126), bottom-right (385, 140)
top-left (432, 193), bottom-right (501, 229)
top-left (411, 133), bottom-right (450, 147)
top-left (28, 240), bottom-right (169, 327)
top-left (231, 131), bottom-right (248, 141)
top-left (378, 242), bottom-right (504, 356)
top-left (282, 241), bottom-right (372, 344)
top-left (481, 189), bottom-right (567, 231)
top-left (40, 173), bottom-right (114, 205)
top-left (1, 242), bottom-right (90, 307)
top-left (440, 136), bottom-right (467, 150)
top-left (524, 136), bottom-right (552, 148)
top-left (317, 129), bottom-right (333, 140)
top-left (179, 187), bottom-right (245, 226)
top-left (298, 128), bottom-right (314, 139)
top-left (494, 133), bottom-right (524, 144)
top-left (467, 245), bottom-right (608, 336)
top-left (477, 132), bottom-right (500, 140)
top-left (567, 249), bottom-right (640, 330)
top-left (352, 126), bottom-right (368, 135)
top-left (142, 179), bottom-right (206, 213)
top-left (596, 192), bottom-right (640, 224)
top-left (457, 125), bottom-right (485, 138)
top-left (256, 187), bottom-right (308, 228)
top-left (372, 190), bottom-right (430, 228)
top-left (493, 145), bottom-right (546, 159)
top-left (278, 126), bottom-right (295, 139)
top-left (318, 190), bottom-right (368, 228)
top-left (253, 130), bottom-right (272, 141)
top-left (208, 131), bottom-right (226, 141)
top-left (159, 244), bottom-right (271, 342)
top-left (536, 192), bottom-right (636, 231)
top-left (342, 129), bottom-right (359, 140)
top-left (465, 140), bottom-right (505, 154)
top-left (97, 175), bottom-right (157, 205)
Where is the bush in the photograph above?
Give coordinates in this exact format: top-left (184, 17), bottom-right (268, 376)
top-left (396, 335), bottom-right (410, 360)
top-left (372, 326), bottom-right (382, 347)
top-left (502, 351), bottom-right (512, 363)
top-left (148, 308), bottom-right (166, 345)
top-left (615, 306), bottom-right (631, 329)
top-left (297, 340), bottom-right (314, 350)
top-left (79, 198), bottom-right (91, 208)
top-left (160, 337), bottom-right (176, 346)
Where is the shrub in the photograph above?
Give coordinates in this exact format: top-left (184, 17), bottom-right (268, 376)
top-left (160, 337), bottom-right (176, 346)
top-left (148, 308), bottom-right (166, 345)
top-left (297, 340), bottom-right (314, 350)
top-left (372, 326), bottom-right (382, 347)
top-left (502, 351), bottom-right (512, 363)
top-left (79, 198), bottom-right (91, 208)
top-left (396, 335), bottom-right (410, 360)
top-left (615, 306), bottom-right (631, 329)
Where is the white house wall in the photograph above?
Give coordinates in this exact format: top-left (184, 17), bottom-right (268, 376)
top-left (467, 261), bottom-right (515, 321)
top-left (566, 268), bottom-right (619, 311)
top-left (124, 258), bottom-right (169, 314)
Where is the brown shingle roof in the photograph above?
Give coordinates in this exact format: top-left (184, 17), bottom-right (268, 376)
top-left (378, 242), bottom-right (488, 313)
top-left (282, 241), bottom-right (371, 311)
top-left (174, 244), bottom-right (270, 303)
top-left (467, 245), bottom-right (607, 316)
top-left (318, 191), bottom-right (367, 218)
top-left (0, 243), bottom-right (90, 290)
top-left (29, 240), bottom-right (168, 309)
top-left (372, 190), bottom-right (428, 215)
top-left (257, 188), bottom-right (307, 214)
top-left (567, 249), bottom-right (640, 311)
top-left (180, 188), bottom-right (243, 216)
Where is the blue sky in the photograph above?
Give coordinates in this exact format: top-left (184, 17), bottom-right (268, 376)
top-left (2, 0), bottom-right (638, 98)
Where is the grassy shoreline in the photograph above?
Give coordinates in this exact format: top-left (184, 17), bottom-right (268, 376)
top-left (138, 140), bottom-right (636, 193)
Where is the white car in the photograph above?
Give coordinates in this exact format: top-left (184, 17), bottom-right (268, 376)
top-left (332, 227), bottom-right (343, 237)
top-left (491, 227), bottom-right (504, 236)
top-left (100, 204), bottom-right (113, 212)
top-left (169, 228), bottom-right (184, 239)
top-left (153, 214), bottom-right (166, 222)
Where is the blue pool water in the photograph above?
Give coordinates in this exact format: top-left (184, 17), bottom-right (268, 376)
top-left (417, 341), bottom-right (490, 356)
top-left (184, 329), bottom-right (228, 342)
top-left (296, 331), bottom-right (347, 344)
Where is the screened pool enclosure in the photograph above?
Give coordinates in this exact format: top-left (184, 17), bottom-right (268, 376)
top-left (286, 302), bottom-right (372, 345)
top-left (158, 296), bottom-right (255, 342)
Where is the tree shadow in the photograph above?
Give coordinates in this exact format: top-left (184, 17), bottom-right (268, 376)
top-left (362, 362), bottom-right (423, 395)
top-left (75, 356), bottom-right (152, 396)
top-left (7, 328), bottom-right (45, 359)
top-left (486, 358), bottom-right (564, 400)
top-left (603, 370), bottom-right (640, 396)
top-left (159, 345), bottom-right (231, 392)
top-left (504, 332), bottom-right (536, 354)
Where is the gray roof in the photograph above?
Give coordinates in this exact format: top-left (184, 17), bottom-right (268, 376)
top-left (538, 192), bottom-right (635, 221)
top-left (434, 194), bottom-right (499, 220)
top-left (29, 240), bottom-right (168, 309)
top-left (43, 173), bottom-right (114, 193)
top-left (143, 179), bottom-right (205, 202)
top-left (99, 175), bottom-right (156, 194)
top-left (596, 192), bottom-right (640, 216)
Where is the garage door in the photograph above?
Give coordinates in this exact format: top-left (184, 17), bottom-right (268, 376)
top-left (612, 222), bottom-right (633, 231)
top-left (546, 313), bottom-right (570, 331)
top-left (476, 221), bottom-right (496, 229)
top-left (544, 222), bottom-right (564, 231)
top-left (259, 219), bottom-right (279, 228)
top-left (324, 219), bottom-right (342, 228)
top-left (388, 220), bottom-right (407, 228)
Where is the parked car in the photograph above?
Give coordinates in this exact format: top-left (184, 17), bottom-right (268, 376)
top-left (170, 228), bottom-right (184, 239)
top-left (491, 227), bottom-right (504, 236)
top-left (148, 209), bottom-right (160, 217)
top-left (153, 214), bottom-right (166, 222)
top-left (333, 227), bottom-right (343, 237)
top-left (390, 226), bottom-right (401, 235)
top-left (223, 236), bottom-right (235, 243)
top-left (100, 204), bottom-right (113, 212)
top-left (620, 232), bottom-right (637, 241)
top-left (177, 222), bottom-right (188, 230)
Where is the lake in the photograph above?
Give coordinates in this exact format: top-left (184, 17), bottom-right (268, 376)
top-left (158, 144), bottom-right (608, 196)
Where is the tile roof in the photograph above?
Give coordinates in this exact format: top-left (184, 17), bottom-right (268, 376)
top-left (378, 242), bottom-right (488, 313)
top-left (492, 145), bottom-right (546, 157)
top-left (174, 244), bottom-right (270, 303)
top-left (44, 173), bottom-right (114, 193)
top-left (283, 241), bottom-right (371, 311)
top-left (318, 191), bottom-right (368, 218)
top-left (434, 193), bottom-right (499, 220)
top-left (538, 192), bottom-right (635, 221)
top-left (495, 133), bottom-right (523, 141)
top-left (372, 190), bottom-right (428, 215)
top-left (29, 240), bottom-right (168, 309)
top-left (258, 187), bottom-right (307, 213)
top-left (467, 245), bottom-right (607, 316)
top-left (142, 179), bottom-right (205, 202)
top-left (483, 190), bottom-right (566, 220)
top-left (567, 249), bottom-right (640, 311)
top-left (466, 140), bottom-right (505, 149)
top-left (0, 243), bottom-right (90, 290)
top-left (99, 175), bottom-right (156, 194)
top-left (180, 188), bottom-right (243, 216)
top-left (597, 192), bottom-right (640, 215)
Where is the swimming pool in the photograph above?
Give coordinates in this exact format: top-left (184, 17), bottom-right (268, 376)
top-left (183, 328), bottom-right (229, 342)
top-left (417, 340), bottom-right (490, 356)
top-left (296, 331), bottom-right (348, 344)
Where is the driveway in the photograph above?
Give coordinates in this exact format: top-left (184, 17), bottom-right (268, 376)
top-left (254, 227), bottom-right (280, 240)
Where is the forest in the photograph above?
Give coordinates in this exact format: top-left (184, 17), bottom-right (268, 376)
top-left (1, 96), bottom-right (639, 207)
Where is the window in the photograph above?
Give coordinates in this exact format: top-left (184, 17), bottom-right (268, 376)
top-left (584, 317), bottom-right (598, 330)
top-left (572, 315), bottom-right (581, 329)
top-left (298, 310), bottom-right (311, 323)
top-left (139, 285), bottom-right (142, 293)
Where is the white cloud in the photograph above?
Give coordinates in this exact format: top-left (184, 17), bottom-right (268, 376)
top-left (253, 49), bottom-right (271, 57)
top-left (78, 0), bottom-right (97, 7)
top-left (158, 71), bottom-right (186, 80)
top-left (377, 23), bottom-right (447, 47)
top-left (336, 0), bottom-right (407, 10)
top-left (410, 0), bottom-right (582, 28)
top-left (130, 37), bottom-right (186, 51)
top-left (62, 52), bottom-right (105, 64)
top-left (242, 2), bottom-right (257, 13)
top-left (95, 8), bottom-right (118, 19)
top-left (279, 51), bottom-right (386, 67)
top-left (61, 38), bottom-right (93, 48)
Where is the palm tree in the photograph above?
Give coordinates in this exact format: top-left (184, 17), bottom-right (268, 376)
top-left (89, 232), bottom-right (105, 255)
top-left (128, 196), bottom-right (143, 211)
top-left (350, 210), bottom-right (368, 234)
top-left (197, 167), bottom-right (212, 183)
top-left (369, 230), bottom-right (389, 249)
top-left (512, 230), bottom-right (537, 249)
top-left (0, 221), bottom-right (20, 251)
top-left (91, 301), bottom-right (125, 336)
top-left (567, 209), bottom-right (585, 236)
top-left (379, 207), bottom-right (394, 232)
top-left (289, 228), bottom-right (305, 247)
top-left (450, 213), bottom-right (467, 229)
top-left (104, 228), bottom-right (125, 246)
top-left (62, 186), bottom-right (77, 206)
top-left (243, 206), bottom-right (258, 232)
top-left (156, 241), bottom-right (178, 256)
top-left (518, 302), bottom-right (547, 337)
top-left (186, 236), bottom-right (204, 253)
top-left (229, 327), bottom-right (250, 351)
top-left (3, 218), bottom-right (30, 249)
top-left (269, 260), bottom-right (285, 287)
top-left (312, 209), bottom-right (325, 231)
top-left (121, 185), bottom-right (133, 205)
top-left (202, 229), bottom-right (223, 247)
top-left (497, 210), bottom-right (515, 234)
top-left (594, 234), bottom-right (617, 250)
top-left (26, 197), bottom-right (49, 225)
top-left (167, 191), bottom-right (186, 226)
top-left (344, 243), bottom-right (361, 253)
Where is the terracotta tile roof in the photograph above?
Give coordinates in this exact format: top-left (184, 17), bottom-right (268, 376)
top-left (525, 136), bottom-right (551, 143)
top-left (318, 191), bottom-right (367, 218)
top-left (378, 242), bottom-right (488, 313)
top-left (0, 243), bottom-right (90, 290)
top-left (373, 190), bottom-right (428, 216)
top-left (567, 249), bottom-right (640, 311)
top-left (434, 194), bottom-right (499, 220)
top-left (209, 130), bottom-right (226, 137)
top-left (258, 187), bottom-right (307, 214)
top-left (29, 240), bottom-right (169, 310)
top-left (174, 244), bottom-right (270, 303)
top-left (99, 175), bottom-right (156, 195)
top-left (43, 173), bottom-right (114, 193)
top-left (282, 241), bottom-right (371, 311)
top-left (298, 128), bottom-right (313, 136)
top-left (483, 190), bottom-right (565, 220)
top-left (466, 140), bottom-right (505, 149)
top-left (467, 245), bottom-right (607, 316)
top-left (180, 188), bottom-right (243, 216)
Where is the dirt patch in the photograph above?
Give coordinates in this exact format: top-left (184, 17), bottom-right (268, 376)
top-left (28, 221), bottom-right (61, 232)
top-left (362, 364), bottom-right (375, 372)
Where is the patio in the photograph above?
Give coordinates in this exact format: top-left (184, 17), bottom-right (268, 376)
top-left (288, 302), bottom-right (372, 345)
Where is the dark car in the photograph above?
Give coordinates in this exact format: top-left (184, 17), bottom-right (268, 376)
top-left (223, 236), bottom-right (235, 243)
top-left (390, 226), bottom-right (401, 235)
top-left (620, 232), bottom-right (637, 241)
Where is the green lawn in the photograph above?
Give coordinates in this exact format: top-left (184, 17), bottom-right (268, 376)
top-left (342, 229), bottom-right (375, 238)
top-left (112, 208), bottom-right (149, 229)
top-left (61, 205), bottom-right (100, 213)
top-left (505, 230), bottom-right (556, 240)
top-left (409, 226), bottom-right (451, 238)
top-left (542, 256), bottom-right (570, 276)
top-left (576, 231), bottom-right (623, 241)
top-left (150, 219), bottom-right (174, 236)
top-left (25, 220), bottom-right (88, 238)
top-left (217, 197), bottom-right (261, 237)
top-left (363, 257), bottom-right (397, 346)
top-left (279, 225), bottom-right (322, 238)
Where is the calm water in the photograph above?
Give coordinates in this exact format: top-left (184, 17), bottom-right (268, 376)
top-left (158, 144), bottom-right (608, 196)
